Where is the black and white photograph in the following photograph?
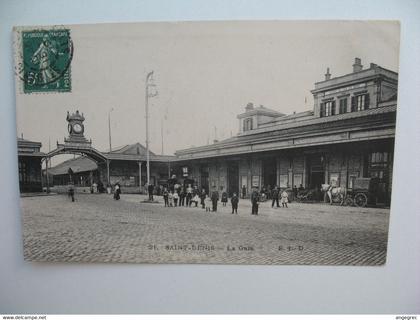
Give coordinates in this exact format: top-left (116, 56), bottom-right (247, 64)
top-left (14, 20), bottom-right (399, 265)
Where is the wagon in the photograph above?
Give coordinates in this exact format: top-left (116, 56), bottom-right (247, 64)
top-left (344, 177), bottom-right (378, 207)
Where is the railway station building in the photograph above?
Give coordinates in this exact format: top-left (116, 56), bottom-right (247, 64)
top-left (17, 58), bottom-right (397, 206)
top-left (174, 58), bottom-right (397, 205)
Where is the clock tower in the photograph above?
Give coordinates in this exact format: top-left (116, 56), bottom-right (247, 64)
top-left (64, 110), bottom-right (91, 146)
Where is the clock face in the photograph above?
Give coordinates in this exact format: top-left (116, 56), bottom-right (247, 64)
top-left (73, 123), bottom-right (83, 134)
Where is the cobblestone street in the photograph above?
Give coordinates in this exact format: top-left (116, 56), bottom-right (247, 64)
top-left (21, 194), bottom-right (390, 265)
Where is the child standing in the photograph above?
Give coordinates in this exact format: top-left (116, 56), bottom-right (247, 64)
top-left (163, 188), bottom-right (169, 207)
top-left (168, 191), bottom-right (174, 207)
top-left (205, 196), bottom-right (212, 212)
top-left (173, 190), bottom-right (179, 207)
top-left (281, 189), bottom-right (289, 208)
top-left (221, 190), bottom-right (228, 206)
top-left (192, 194), bottom-right (200, 207)
top-left (231, 192), bottom-right (239, 214)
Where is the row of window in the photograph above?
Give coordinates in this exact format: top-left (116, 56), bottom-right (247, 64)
top-left (320, 93), bottom-right (370, 117)
top-left (243, 93), bottom-right (371, 130)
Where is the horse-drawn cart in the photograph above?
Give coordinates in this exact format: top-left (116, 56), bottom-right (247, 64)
top-left (344, 177), bottom-right (376, 207)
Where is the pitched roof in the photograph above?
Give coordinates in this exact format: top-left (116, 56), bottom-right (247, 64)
top-left (48, 156), bottom-right (97, 175)
top-left (108, 142), bottom-right (156, 156)
top-left (237, 105), bottom-right (285, 119)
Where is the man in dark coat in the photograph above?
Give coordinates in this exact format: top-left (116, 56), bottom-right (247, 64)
top-left (242, 185), bottom-right (247, 199)
top-left (231, 192), bottom-right (239, 214)
top-left (251, 187), bottom-right (260, 215)
top-left (148, 184), bottom-right (154, 201)
top-left (211, 187), bottom-right (219, 212)
top-left (179, 186), bottom-right (186, 206)
top-left (163, 188), bottom-right (169, 207)
top-left (271, 186), bottom-right (280, 208)
top-left (200, 188), bottom-right (206, 209)
top-left (68, 183), bottom-right (75, 202)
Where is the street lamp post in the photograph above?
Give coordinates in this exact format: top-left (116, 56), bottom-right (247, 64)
top-left (108, 107), bottom-right (114, 152)
top-left (145, 71), bottom-right (158, 187)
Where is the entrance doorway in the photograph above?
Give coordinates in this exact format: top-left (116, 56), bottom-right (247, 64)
top-left (307, 154), bottom-right (325, 189)
top-left (227, 162), bottom-right (239, 197)
top-left (200, 165), bottom-right (209, 193)
top-left (262, 158), bottom-right (277, 188)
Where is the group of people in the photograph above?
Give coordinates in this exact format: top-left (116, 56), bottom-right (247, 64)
top-left (81, 180), bottom-right (291, 215)
top-left (161, 184), bottom-right (202, 207)
top-left (160, 183), bottom-right (291, 216)
top-left (268, 186), bottom-right (290, 209)
top-left (161, 185), bottom-right (240, 214)
top-left (250, 186), bottom-right (289, 215)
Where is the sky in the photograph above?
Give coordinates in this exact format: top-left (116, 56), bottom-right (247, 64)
top-left (15, 20), bottom-right (400, 158)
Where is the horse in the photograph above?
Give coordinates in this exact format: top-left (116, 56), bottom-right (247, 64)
top-left (321, 184), bottom-right (346, 205)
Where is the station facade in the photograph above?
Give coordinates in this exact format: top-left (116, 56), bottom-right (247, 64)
top-left (17, 58), bottom-right (398, 205)
top-left (174, 58), bottom-right (397, 205)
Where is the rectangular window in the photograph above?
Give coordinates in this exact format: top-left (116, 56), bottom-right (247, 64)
top-left (339, 98), bottom-right (347, 114)
top-left (243, 118), bottom-right (253, 131)
top-left (320, 101), bottom-right (335, 117)
top-left (352, 94), bottom-right (370, 112)
top-left (279, 174), bottom-right (288, 188)
top-left (356, 95), bottom-right (365, 111)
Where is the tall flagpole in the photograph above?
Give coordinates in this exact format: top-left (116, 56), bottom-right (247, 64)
top-left (108, 107), bottom-right (114, 152)
top-left (145, 71), bottom-right (157, 187)
top-left (161, 118), bottom-right (164, 155)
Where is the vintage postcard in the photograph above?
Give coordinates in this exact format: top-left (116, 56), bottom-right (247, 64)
top-left (14, 21), bottom-right (399, 264)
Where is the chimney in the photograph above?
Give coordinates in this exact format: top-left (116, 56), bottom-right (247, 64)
top-left (370, 63), bottom-right (377, 69)
top-left (245, 102), bottom-right (254, 111)
top-left (325, 67), bottom-right (331, 80)
top-left (353, 58), bottom-right (363, 73)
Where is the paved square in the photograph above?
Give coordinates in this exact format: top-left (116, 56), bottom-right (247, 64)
top-left (21, 194), bottom-right (390, 265)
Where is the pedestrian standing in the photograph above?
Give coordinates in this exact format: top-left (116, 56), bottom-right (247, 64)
top-left (163, 188), bottom-right (169, 207)
top-left (186, 184), bottom-right (193, 207)
top-left (114, 183), bottom-right (121, 200)
top-left (281, 189), bottom-right (289, 208)
top-left (231, 192), bottom-right (239, 214)
top-left (168, 191), bottom-right (174, 207)
top-left (200, 188), bottom-right (206, 209)
top-left (271, 186), bottom-right (280, 208)
top-left (242, 185), bottom-right (247, 199)
top-left (173, 190), bottom-right (179, 207)
top-left (68, 184), bottom-right (75, 202)
top-left (251, 187), bottom-right (260, 215)
top-left (205, 196), bottom-right (212, 212)
top-left (148, 183), bottom-right (154, 201)
top-left (192, 194), bottom-right (200, 207)
top-left (293, 185), bottom-right (298, 200)
top-left (221, 190), bottom-right (228, 207)
top-left (179, 186), bottom-right (185, 206)
top-left (211, 187), bottom-right (219, 212)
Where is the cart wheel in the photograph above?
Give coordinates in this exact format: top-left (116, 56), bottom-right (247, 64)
top-left (337, 193), bottom-right (345, 205)
top-left (344, 196), bottom-right (354, 207)
top-left (354, 193), bottom-right (368, 207)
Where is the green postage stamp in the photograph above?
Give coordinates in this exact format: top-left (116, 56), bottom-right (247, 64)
top-left (15, 27), bottom-right (73, 93)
